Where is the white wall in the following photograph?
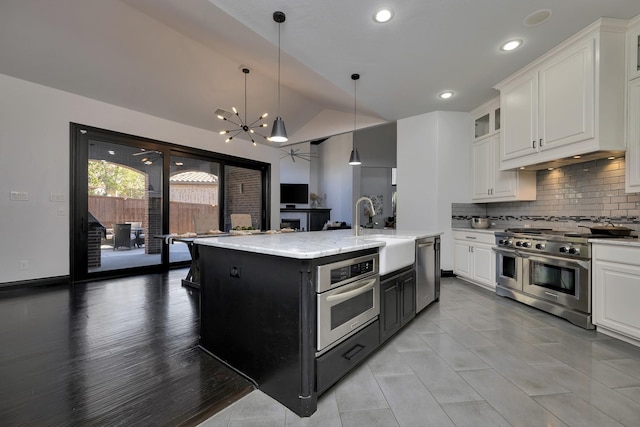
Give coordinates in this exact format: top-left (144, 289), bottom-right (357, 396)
top-left (0, 73), bottom-right (281, 284)
top-left (318, 133), bottom-right (355, 225)
top-left (397, 111), bottom-right (471, 270)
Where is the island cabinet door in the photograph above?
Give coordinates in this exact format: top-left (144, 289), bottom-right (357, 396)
top-left (379, 268), bottom-right (415, 344)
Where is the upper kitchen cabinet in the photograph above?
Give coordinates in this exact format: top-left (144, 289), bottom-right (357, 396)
top-left (496, 18), bottom-right (627, 170)
top-left (628, 16), bottom-right (640, 82)
top-left (627, 77), bottom-right (640, 192)
top-left (471, 98), bottom-right (536, 202)
top-left (473, 98), bottom-right (500, 140)
top-left (626, 16), bottom-right (640, 193)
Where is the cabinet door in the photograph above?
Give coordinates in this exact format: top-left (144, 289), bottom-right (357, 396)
top-left (593, 260), bottom-right (640, 340)
top-left (453, 241), bottom-right (473, 279)
top-left (380, 277), bottom-right (400, 343)
top-left (538, 38), bottom-right (595, 151)
top-left (628, 22), bottom-right (640, 82)
top-left (501, 71), bottom-right (538, 161)
top-left (472, 137), bottom-right (492, 200)
top-left (489, 135), bottom-right (519, 199)
top-left (400, 273), bottom-right (416, 325)
top-left (472, 244), bottom-right (495, 289)
top-left (627, 78), bottom-right (640, 192)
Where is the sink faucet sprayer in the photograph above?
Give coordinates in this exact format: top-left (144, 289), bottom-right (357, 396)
top-left (354, 196), bottom-right (375, 236)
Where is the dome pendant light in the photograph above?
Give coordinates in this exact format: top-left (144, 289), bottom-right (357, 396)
top-left (269, 11), bottom-right (288, 143)
top-left (348, 73), bottom-right (362, 165)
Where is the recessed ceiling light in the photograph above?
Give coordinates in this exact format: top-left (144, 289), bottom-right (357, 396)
top-left (108, 150), bottom-right (115, 155)
top-left (608, 156), bottom-right (616, 160)
top-left (175, 162), bottom-right (184, 166)
top-left (547, 167), bottom-right (554, 171)
top-left (519, 167), bottom-right (526, 170)
top-left (524, 9), bottom-right (552, 27)
top-left (439, 91), bottom-right (454, 99)
top-left (500, 39), bottom-right (523, 52)
top-left (573, 155), bottom-right (581, 159)
top-left (373, 7), bottom-right (394, 23)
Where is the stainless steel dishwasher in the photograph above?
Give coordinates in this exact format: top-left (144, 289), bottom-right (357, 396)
top-left (415, 236), bottom-right (440, 312)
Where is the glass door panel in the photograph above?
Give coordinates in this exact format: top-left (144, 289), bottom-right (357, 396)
top-left (87, 141), bottom-right (163, 273)
top-left (223, 166), bottom-right (264, 231)
top-left (169, 155), bottom-right (221, 263)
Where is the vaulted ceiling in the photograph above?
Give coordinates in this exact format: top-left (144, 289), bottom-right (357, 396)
top-left (1, 0), bottom-right (640, 147)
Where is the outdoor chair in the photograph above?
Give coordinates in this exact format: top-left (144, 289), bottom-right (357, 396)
top-left (113, 223), bottom-right (135, 250)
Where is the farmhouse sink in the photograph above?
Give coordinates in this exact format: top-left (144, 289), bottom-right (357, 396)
top-left (361, 235), bottom-right (415, 276)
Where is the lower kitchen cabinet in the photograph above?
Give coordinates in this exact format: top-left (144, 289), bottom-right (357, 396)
top-left (593, 242), bottom-right (640, 346)
top-left (380, 267), bottom-right (415, 343)
top-left (453, 230), bottom-right (496, 290)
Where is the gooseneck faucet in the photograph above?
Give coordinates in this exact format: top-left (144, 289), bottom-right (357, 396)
top-left (354, 196), bottom-right (375, 236)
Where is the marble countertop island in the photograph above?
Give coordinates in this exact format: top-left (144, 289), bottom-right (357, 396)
top-left (194, 228), bottom-right (442, 259)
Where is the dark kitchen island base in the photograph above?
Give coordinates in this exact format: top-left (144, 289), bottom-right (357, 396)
top-left (198, 245), bottom-right (380, 417)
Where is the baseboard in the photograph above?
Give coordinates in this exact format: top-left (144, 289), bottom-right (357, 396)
top-left (0, 275), bottom-right (70, 293)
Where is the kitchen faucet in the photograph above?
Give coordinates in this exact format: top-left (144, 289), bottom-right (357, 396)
top-left (354, 196), bottom-right (375, 236)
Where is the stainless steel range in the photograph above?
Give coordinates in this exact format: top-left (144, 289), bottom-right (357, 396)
top-left (493, 228), bottom-right (635, 329)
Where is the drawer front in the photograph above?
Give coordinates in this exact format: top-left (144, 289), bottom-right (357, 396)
top-left (593, 243), bottom-right (640, 265)
top-left (453, 230), bottom-right (495, 245)
top-left (316, 320), bottom-right (379, 394)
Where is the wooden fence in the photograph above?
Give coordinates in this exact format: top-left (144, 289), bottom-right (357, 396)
top-left (89, 195), bottom-right (219, 233)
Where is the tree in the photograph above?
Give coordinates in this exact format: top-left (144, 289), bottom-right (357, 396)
top-left (88, 160), bottom-right (145, 198)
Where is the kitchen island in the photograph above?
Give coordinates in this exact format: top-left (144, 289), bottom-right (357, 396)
top-left (194, 229), bottom-right (440, 417)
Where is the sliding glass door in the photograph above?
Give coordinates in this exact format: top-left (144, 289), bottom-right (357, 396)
top-left (71, 124), bottom-right (271, 282)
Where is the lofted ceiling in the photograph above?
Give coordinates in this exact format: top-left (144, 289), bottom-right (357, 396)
top-left (1, 0), bottom-right (640, 148)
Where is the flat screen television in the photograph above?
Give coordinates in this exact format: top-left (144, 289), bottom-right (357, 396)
top-left (280, 183), bottom-right (309, 204)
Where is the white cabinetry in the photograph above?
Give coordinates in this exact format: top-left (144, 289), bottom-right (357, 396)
top-left (453, 230), bottom-right (495, 290)
top-left (593, 242), bottom-right (640, 346)
top-left (627, 17), bottom-right (640, 82)
top-left (626, 16), bottom-right (640, 193)
top-left (627, 78), bottom-right (640, 192)
top-left (471, 99), bottom-right (536, 202)
top-left (496, 19), bottom-right (626, 170)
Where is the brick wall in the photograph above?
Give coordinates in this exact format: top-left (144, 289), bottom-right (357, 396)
top-left (452, 157), bottom-right (640, 232)
top-left (224, 166), bottom-right (262, 230)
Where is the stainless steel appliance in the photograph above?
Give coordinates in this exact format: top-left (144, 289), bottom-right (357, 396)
top-left (316, 254), bottom-right (380, 354)
top-left (416, 236), bottom-right (440, 312)
top-left (494, 228), bottom-right (636, 329)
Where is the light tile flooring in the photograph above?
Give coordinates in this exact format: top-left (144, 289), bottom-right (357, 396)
top-left (199, 277), bottom-right (640, 427)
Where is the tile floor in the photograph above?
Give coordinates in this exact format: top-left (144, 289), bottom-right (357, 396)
top-left (198, 277), bottom-right (640, 427)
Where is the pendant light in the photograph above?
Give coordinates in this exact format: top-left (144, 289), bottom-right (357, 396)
top-left (348, 73), bottom-right (362, 165)
top-left (269, 11), bottom-right (288, 143)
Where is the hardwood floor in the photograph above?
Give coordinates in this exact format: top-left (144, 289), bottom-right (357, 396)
top-left (0, 269), bottom-right (253, 426)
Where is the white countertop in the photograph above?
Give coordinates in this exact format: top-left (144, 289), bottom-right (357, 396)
top-left (194, 229), bottom-right (442, 259)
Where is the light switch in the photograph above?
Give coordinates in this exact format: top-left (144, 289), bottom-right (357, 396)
top-left (10, 191), bottom-right (28, 201)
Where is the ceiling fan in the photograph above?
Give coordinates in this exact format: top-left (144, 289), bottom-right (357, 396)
top-left (132, 149), bottom-right (161, 165)
top-left (280, 147), bottom-right (317, 162)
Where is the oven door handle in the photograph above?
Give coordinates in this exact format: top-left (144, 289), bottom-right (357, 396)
top-left (326, 278), bottom-right (377, 303)
top-left (492, 247), bottom-right (529, 258)
top-left (526, 253), bottom-right (590, 270)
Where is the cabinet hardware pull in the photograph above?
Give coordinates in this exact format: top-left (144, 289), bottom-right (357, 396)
top-left (466, 236), bottom-right (477, 240)
top-left (487, 189), bottom-right (490, 195)
top-left (544, 291), bottom-right (558, 298)
top-left (532, 140), bottom-right (536, 149)
top-left (539, 138), bottom-right (543, 147)
top-left (343, 344), bottom-right (364, 360)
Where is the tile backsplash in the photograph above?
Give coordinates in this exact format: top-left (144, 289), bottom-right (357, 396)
top-left (453, 157), bottom-right (640, 232)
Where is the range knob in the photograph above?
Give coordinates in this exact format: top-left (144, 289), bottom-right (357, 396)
top-left (568, 247), bottom-right (580, 255)
top-left (515, 241), bottom-right (522, 247)
top-left (522, 241), bottom-right (532, 248)
top-left (499, 239), bottom-right (508, 245)
top-left (535, 243), bottom-right (546, 250)
top-left (559, 246), bottom-right (568, 253)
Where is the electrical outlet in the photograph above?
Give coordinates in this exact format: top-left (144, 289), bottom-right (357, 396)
top-left (10, 191), bottom-right (28, 201)
top-left (50, 192), bottom-right (65, 202)
top-left (19, 260), bottom-right (28, 270)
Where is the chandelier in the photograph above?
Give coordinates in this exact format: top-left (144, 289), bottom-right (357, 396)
top-left (216, 67), bottom-right (268, 146)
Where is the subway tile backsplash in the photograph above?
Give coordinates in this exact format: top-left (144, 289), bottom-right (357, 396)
top-left (453, 157), bottom-right (640, 232)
